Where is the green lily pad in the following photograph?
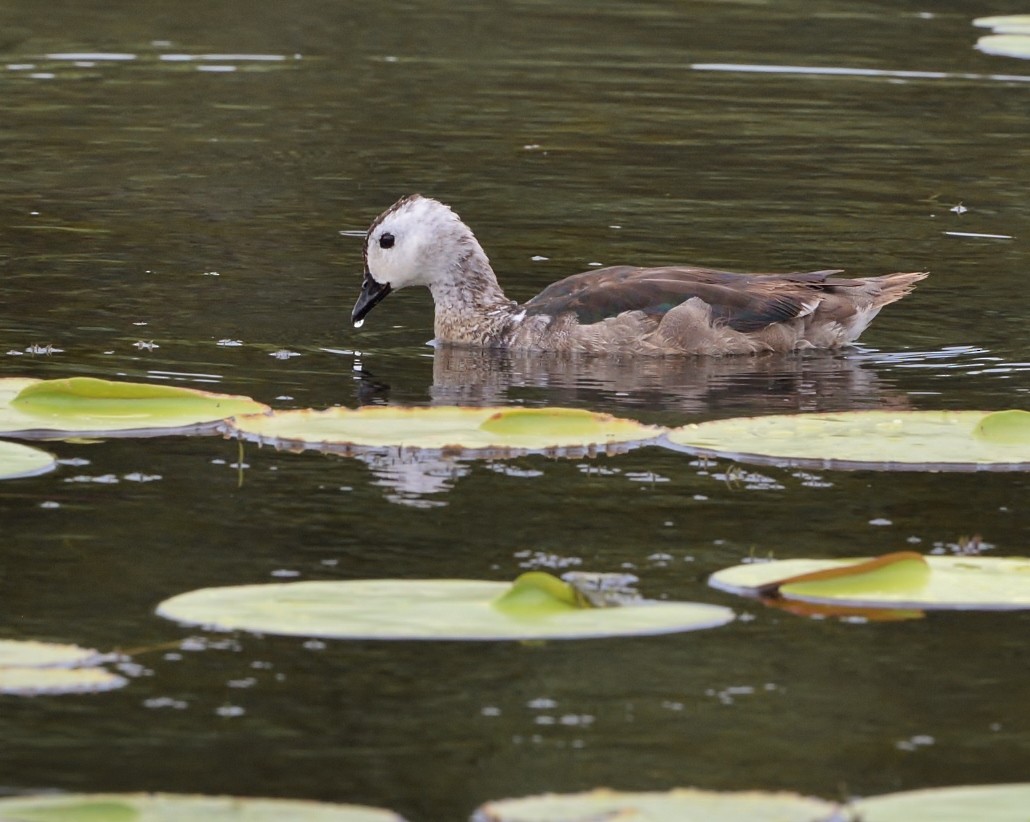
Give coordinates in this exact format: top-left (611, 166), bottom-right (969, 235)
top-left (156, 574), bottom-right (735, 641)
top-left (974, 409), bottom-right (1030, 444)
top-left (0, 666), bottom-right (127, 696)
top-left (0, 440), bottom-right (57, 479)
top-left (0, 639), bottom-right (125, 696)
top-left (0, 793), bottom-right (406, 821)
top-left (976, 34), bottom-right (1030, 59)
top-left (0, 377), bottom-right (268, 438)
top-left (224, 405), bottom-right (664, 455)
top-left (472, 787), bottom-right (840, 822)
top-left (853, 783), bottom-right (1030, 822)
top-left (974, 15), bottom-right (1030, 34)
top-left (0, 639), bottom-right (104, 668)
top-left (665, 410), bottom-right (1030, 471)
top-left (710, 555), bottom-right (1030, 611)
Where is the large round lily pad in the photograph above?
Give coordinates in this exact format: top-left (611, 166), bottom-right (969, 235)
top-left (472, 787), bottom-right (840, 822)
top-left (0, 440), bottom-right (57, 479)
top-left (156, 574), bottom-right (735, 641)
top-left (224, 405), bottom-right (664, 455)
top-left (665, 410), bottom-right (1030, 471)
top-left (976, 34), bottom-right (1030, 59)
top-left (0, 376), bottom-right (268, 438)
top-left (853, 783), bottom-right (1030, 822)
top-left (0, 639), bottom-right (126, 696)
top-left (709, 555), bottom-right (1030, 611)
top-left (974, 15), bottom-right (1030, 34)
top-left (0, 793), bottom-right (406, 821)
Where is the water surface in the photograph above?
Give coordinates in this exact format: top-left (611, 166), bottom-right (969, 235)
top-left (1, 2), bottom-right (1028, 820)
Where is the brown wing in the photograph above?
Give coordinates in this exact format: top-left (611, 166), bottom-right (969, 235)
top-left (522, 266), bottom-right (850, 332)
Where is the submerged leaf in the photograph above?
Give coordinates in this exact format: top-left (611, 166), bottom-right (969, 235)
top-left (0, 793), bottom-right (406, 821)
top-left (0, 376), bottom-right (268, 437)
top-left (710, 555), bottom-right (1030, 611)
top-left (473, 787), bottom-right (841, 822)
top-left (157, 578), bottom-right (734, 641)
top-left (665, 410), bottom-right (1030, 471)
top-left (0, 440), bottom-right (56, 480)
top-left (225, 405), bottom-right (664, 455)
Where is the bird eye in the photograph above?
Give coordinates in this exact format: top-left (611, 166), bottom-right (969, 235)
top-left (379, 232), bottom-right (395, 249)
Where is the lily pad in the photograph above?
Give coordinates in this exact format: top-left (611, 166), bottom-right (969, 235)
top-left (0, 440), bottom-right (57, 479)
top-left (472, 787), bottom-right (840, 822)
top-left (0, 793), bottom-right (406, 821)
top-left (976, 34), bottom-right (1030, 59)
top-left (0, 666), bottom-right (127, 696)
top-left (0, 639), bottom-right (126, 696)
top-left (0, 639), bottom-right (104, 668)
top-left (974, 15), bottom-right (1030, 34)
top-left (223, 405), bottom-right (664, 455)
top-left (665, 410), bottom-right (1030, 471)
top-left (710, 555), bottom-right (1030, 611)
top-left (0, 376), bottom-right (268, 438)
top-left (156, 573), bottom-right (735, 641)
top-left (853, 783), bottom-right (1030, 822)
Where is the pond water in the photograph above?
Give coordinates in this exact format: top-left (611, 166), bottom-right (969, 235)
top-left (1, 1), bottom-right (1028, 819)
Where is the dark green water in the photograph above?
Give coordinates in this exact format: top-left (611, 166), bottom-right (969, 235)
top-left (1, 2), bottom-right (1028, 820)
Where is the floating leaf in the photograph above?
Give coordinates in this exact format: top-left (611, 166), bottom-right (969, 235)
top-left (0, 639), bottom-right (125, 696)
top-left (156, 576), bottom-right (734, 641)
top-left (473, 787), bottom-right (840, 822)
top-left (224, 405), bottom-right (664, 455)
top-left (976, 34), bottom-right (1030, 59)
top-left (665, 410), bottom-right (1030, 471)
top-left (973, 14), bottom-right (1030, 34)
top-left (0, 793), bottom-right (406, 821)
top-left (974, 409), bottom-right (1030, 444)
top-left (0, 440), bottom-right (56, 480)
top-left (853, 783), bottom-right (1030, 822)
top-left (0, 666), bottom-right (127, 696)
top-left (710, 555), bottom-right (1030, 611)
top-left (775, 552), bottom-right (931, 600)
top-left (0, 376), bottom-right (268, 437)
top-left (0, 639), bottom-right (104, 668)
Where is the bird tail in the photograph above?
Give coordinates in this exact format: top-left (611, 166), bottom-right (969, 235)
top-left (870, 271), bottom-right (929, 308)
